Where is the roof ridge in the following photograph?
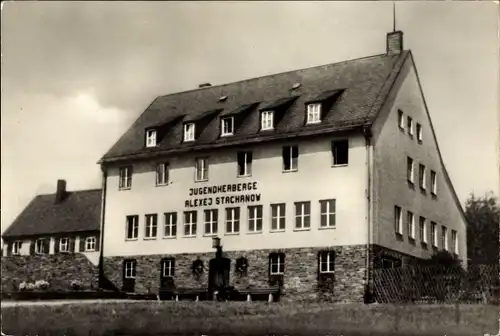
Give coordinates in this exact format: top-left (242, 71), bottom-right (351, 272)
top-left (36, 188), bottom-right (102, 197)
top-left (155, 52), bottom-right (392, 100)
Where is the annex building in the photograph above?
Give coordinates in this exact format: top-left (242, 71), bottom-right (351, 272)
top-left (98, 31), bottom-right (467, 302)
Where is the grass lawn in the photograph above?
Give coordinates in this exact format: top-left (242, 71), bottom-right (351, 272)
top-left (1, 301), bottom-right (497, 336)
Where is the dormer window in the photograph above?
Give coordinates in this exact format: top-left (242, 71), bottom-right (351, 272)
top-left (145, 129), bottom-right (157, 147)
top-left (184, 123), bottom-right (195, 142)
top-left (306, 103), bottom-right (321, 124)
top-left (221, 117), bottom-right (234, 137)
top-left (261, 111), bottom-right (274, 130)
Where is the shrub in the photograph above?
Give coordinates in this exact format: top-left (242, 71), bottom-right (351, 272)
top-left (70, 280), bottom-right (83, 291)
top-left (18, 281), bottom-right (28, 291)
top-left (34, 280), bottom-right (50, 290)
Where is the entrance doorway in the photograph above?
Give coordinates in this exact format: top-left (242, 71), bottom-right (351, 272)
top-left (208, 257), bottom-right (230, 299)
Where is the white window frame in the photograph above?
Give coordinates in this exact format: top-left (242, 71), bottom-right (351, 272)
top-left (221, 117), bottom-right (234, 136)
top-left (398, 110), bottom-right (404, 129)
top-left (452, 230), bottom-right (458, 254)
top-left (225, 207), bottom-right (240, 234)
top-left (85, 236), bottom-right (96, 251)
top-left (35, 239), bottom-right (46, 254)
top-left (237, 151), bottom-right (252, 177)
top-left (394, 206), bottom-right (403, 235)
top-left (124, 261), bottom-right (136, 279)
top-left (407, 157), bottom-right (414, 184)
top-left (442, 226), bottom-right (448, 251)
top-left (306, 103), bottom-right (322, 124)
top-left (144, 214), bottom-right (158, 239)
top-left (248, 205), bottom-right (263, 233)
top-left (184, 123), bottom-right (195, 142)
top-left (407, 116), bottom-right (414, 136)
top-left (126, 215), bottom-right (139, 240)
top-left (431, 222), bottom-right (438, 247)
top-left (269, 253), bottom-right (285, 275)
top-left (146, 129), bottom-right (157, 147)
top-left (59, 237), bottom-right (70, 253)
top-left (12, 241), bottom-right (22, 255)
top-left (417, 123), bottom-right (423, 142)
top-left (204, 209), bottom-right (218, 236)
top-left (419, 217), bottom-right (427, 243)
top-left (283, 145), bottom-right (298, 172)
top-left (270, 203), bottom-right (286, 232)
top-left (164, 212), bottom-right (177, 238)
top-left (319, 251), bottom-right (335, 274)
top-left (320, 199), bottom-right (336, 228)
top-left (162, 259), bottom-right (175, 278)
top-left (261, 110), bottom-right (274, 130)
top-left (419, 164), bottom-right (427, 190)
top-left (431, 170), bottom-right (437, 195)
top-left (407, 211), bottom-right (415, 239)
top-left (183, 211), bottom-right (197, 237)
top-left (119, 166), bottom-right (132, 190)
top-left (156, 163), bottom-right (169, 186)
top-left (332, 140), bottom-right (349, 166)
top-left (195, 158), bottom-right (208, 182)
top-left (294, 201), bottom-right (311, 230)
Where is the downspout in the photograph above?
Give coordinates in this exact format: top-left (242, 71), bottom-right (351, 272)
top-left (98, 165), bottom-right (108, 289)
top-left (363, 126), bottom-right (373, 302)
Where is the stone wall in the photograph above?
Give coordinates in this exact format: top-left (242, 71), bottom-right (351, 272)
top-left (1, 254), bottom-right (99, 293)
top-left (103, 244), bottom-right (368, 303)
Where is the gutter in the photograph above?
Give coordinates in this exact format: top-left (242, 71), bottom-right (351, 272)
top-left (98, 166), bottom-right (108, 289)
top-left (362, 126), bottom-right (373, 300)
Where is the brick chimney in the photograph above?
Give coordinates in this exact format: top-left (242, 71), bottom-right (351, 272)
top-left (55, 179), bottom-right (67, 204)
top-left (387, 30), bottom-right (404, 55)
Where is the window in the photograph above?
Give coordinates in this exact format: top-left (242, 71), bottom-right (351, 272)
top-left (431, 170), bottom-right (437, 195)
top-left (237, 151), bottom-right (252, 177)
top-left (195, 158), bottom-right (208, 182)
top-left (164, 212), bottom-right (177, 238)
top-left (184, 123), bottom-right (195, 142)
top-left (306, 103), bottom-right (321, 124)
top-left (394, 206), bottom-right (403, 235)
top-left (146, 129), bottom-right (157, 147)
top-left (162, 258), bottom-right (175, 278)
top-left (156, 163), bottom-right (169, 186)
top-left (295, 201), bottom-right (311, 230)
top-left (441, 226), bottom-right (448, 250)
top-left (381, 256), bottom-right (402, 269)
top-left (398, 110), bottom-right (404, 129)
top-left (431, 222), bottom-right (438, 247)
top-left (407, 157), bottom-right (414, 184)
top-left (407, 211), bottom-right (415, 239)
top-left (320, 199), bottom-right (336, 228)
top-left (184, 211), bottom-right (197, 237)
top-left (261, 111), bottom-right (274, 130)
top-left (225, 207), bottom-right (240, 234)
top-left (35, 239), bottom-right (47, 254)
top-left (419, 164), bottom-right (426, 190)
top-left (319, 251), bottom-right (335, 273)
top-left (271, 203), bottom-right (286, 231)
top-left (59, 238), bottom-right (69, 253)
top-left (332, 140), bottom-right (348, 166)
top-left (119, 166), bottom-right (132, 190)
top-left (145, 214), bottom-right (158, 239)
top-left (126, 215), bottom-right (139, 240)
top-left (416, 123), bottom-right (423, 142)
top-left (269, 253), bottom-right (285, 275)
top-left (124, 260), bottom-right (136, 279)
top-left (12, 241), bottom-right (22, 255)
top-left (85, 236), bottom-right (96, 251)
top-left (204, 209), bottom-right (218, 235)
top-left (419, 217), bottom-right (427, 244)
top-left (248, 205), bottom-right (263, 233)
top-left (221, 117), bottom-right (234, 136)
top-left (282, 145), bottom-right (298, 172)
top-left (407, 116), bottom-right (413, 136)
top-left (452, 230), bottom-right (458, 254)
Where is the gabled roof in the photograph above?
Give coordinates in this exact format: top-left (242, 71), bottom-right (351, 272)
top-left (2, 189), bottom-right (102, 238)
top-left (100, 51), bottom-right (410, 164)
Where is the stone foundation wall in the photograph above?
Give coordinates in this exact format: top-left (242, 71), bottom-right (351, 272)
top-left (1, 254), bottom-right (99, 293)
top-left (103, 244), bottom-right (368, 303)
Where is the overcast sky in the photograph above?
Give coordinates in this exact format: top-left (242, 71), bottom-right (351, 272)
top-left (1, 1), bottom-right (498, 233)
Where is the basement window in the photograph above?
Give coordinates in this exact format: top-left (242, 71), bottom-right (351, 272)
top-left (184, 123), bottom-right (195, 142)
top-left (269, 253), bottom-right (285, 275)
top-left (319, 251), bottom-right (335, 273)
top-left (221, 117), bottom-right (234, 136)
top-left (306, 103), bottom-right (322, 124)
top-left (145, 129), bottom-right (157, 148)
top-left (124, 260), bottom-right (137, 279)
top-left (162, 258), bottom-right (175, 278)
top-left (332, 140), bottom-right (348, 166)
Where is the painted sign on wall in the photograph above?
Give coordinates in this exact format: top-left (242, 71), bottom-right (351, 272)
top-left (185, 182), bottom-right (261, 208)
